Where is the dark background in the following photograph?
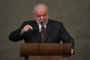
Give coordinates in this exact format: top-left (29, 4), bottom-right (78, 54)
top-left (0, 0), bottom-right (90, 60)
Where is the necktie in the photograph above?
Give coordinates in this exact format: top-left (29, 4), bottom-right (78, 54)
top-left (40, 25), bottom-right (46, 42)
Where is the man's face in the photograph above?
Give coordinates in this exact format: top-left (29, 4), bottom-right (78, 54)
top-left (33, 7), bottom-right (48, 23)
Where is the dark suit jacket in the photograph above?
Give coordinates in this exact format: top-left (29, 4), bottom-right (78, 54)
top-left (9, 19), bottom-right (74, 47)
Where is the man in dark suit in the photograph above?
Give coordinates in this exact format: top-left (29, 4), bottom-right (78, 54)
top-left (9, 3), bottom-right (75, 60)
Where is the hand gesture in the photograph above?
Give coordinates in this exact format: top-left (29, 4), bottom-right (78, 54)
top-left (21, 24), bottom-right (33, 33)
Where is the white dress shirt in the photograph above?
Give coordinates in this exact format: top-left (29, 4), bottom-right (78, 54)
top-left (37, 22), bottom-right (46, 32)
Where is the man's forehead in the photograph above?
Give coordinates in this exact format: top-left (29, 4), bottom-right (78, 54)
top-left (34, 7), bottom-right (48, 15)
top-left (36, 7), bottom-right (46, 12)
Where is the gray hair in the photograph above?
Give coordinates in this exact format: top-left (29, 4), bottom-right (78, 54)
top-left (33, 3), bottom-right (48, 13)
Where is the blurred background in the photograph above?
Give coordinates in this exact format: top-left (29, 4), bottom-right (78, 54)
top-left (0, 0), bottom-right (90, 60)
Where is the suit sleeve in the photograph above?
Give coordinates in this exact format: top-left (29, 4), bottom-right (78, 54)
top-left (59, 23), bottom-right (75, 48)
top-left (9, 22), bottom-right (27, 42)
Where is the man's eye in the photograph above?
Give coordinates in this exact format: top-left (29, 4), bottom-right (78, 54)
top-left (38, 15), bottom-right (41, 17)
top-left (43, 14), bottom-right (46, 16)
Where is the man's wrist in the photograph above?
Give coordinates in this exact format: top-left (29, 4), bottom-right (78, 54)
top-left (21, 29), bottom-right (24, 35)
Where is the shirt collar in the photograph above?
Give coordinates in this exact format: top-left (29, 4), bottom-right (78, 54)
top-left (37, 22), bottom-right (47, 32)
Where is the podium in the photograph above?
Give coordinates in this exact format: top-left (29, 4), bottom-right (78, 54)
top-left (20, 43), bottom-right (73, 60)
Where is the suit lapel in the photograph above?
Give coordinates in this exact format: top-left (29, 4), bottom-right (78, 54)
top-left (45, 20), bottom-right (54, 42)
top-left (32, 21), bottom-right (42, 42)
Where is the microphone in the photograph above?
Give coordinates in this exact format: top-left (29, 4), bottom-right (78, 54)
top-left (40, 22), bottom-right (43, 25)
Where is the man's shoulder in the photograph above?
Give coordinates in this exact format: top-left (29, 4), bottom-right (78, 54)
top-left (22, 20), bottom-right (36, 24)
top-left (20, 20), bottom-right (36, 26)
top-left (23, 20), bottom-right (35, 23)
top-left (49, 19), bottom-right (63, 24)
top-left (49, 19), bottom-right (65, 28)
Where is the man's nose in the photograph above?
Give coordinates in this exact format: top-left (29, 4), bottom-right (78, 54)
top-left (40, 16), bottom-right (44, 19)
